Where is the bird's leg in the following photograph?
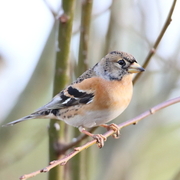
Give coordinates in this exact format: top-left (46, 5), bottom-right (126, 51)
top-left (100, 123), bottom-right (120, 139)
top-left (78, 126), bottom-right (107, 148)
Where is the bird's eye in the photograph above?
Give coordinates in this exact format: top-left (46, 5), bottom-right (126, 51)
top-left (118, 60), bottom-right (126, 66)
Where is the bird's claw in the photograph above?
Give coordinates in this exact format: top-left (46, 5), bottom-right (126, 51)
top-left (92, 134), bottom-right (107, 148)
top-left (109, 123), bottom-right (120, 139)
top-left (101, 123), bottom-right (120, 139)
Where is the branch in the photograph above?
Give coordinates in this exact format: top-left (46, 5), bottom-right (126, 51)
top-left (71, 2), bottom-right (93, 179)
top-left (58, 127), bottom-right (97, 154)
top-left (133, 0), bottom-right (177, 84)
top-left (48, 0), bottom-right (75, 180)
top-left (76, 0), bottom-right (93, 76)
top-left (19, 96), bottom-right (180, 180)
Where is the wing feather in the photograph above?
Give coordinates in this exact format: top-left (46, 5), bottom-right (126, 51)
top-left (36, 86), bottom-right (94, 111)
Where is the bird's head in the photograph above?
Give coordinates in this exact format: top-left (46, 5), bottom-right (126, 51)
top-left (94, 51), bottom-right (145, 81)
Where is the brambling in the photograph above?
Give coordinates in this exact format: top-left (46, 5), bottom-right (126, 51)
top-left (3, 51), bottom-right (145, 148)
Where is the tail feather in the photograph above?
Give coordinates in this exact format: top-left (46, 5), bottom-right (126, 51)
top-left (2, 114), bottom-right (42, 127)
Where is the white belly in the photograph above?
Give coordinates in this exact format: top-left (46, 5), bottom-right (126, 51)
top-left (62, 107), bottom-right (126, 128)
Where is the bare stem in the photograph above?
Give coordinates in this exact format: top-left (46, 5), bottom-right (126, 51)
top-left (76, 0), bottom-right (93, 76)
top-left (59, 127), bottom-right (97, 153)
top-left (133, 0), bottom-right (177, 84)
top-left (72, 1), bottom-right (93, 179)
top-left (19, 96), bottom-right (180, 180)
top-left (48, 0), bottom-right (75, 180)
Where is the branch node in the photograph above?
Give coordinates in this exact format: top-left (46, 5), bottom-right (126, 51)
top-left (60, 161), bottom-right (67, 166)
top-left (19, 175), bottom-right (26, 180)
top-left (150, 108), bottom-right (155, 114)
top-left (59, 14), bottom-right (69, 23)
top-left (133, 122), bottom-right (138, 125)
top-left (50, 160), bottom-right (57, 165)
top-left (41, 168), bottom-right (48, 172)
top-left (168, 18), bottom-right (172, 24)
top-left (74, 147), bottom-right (81, 151)
top-left (151, 48), bottom-right (156, 54)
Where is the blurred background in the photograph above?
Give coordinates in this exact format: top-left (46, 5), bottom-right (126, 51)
top-left (0, 0), bottom-right (180, 180)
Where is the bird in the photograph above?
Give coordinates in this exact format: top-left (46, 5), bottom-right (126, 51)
top-left (3, 51), bottom-right (145, 148)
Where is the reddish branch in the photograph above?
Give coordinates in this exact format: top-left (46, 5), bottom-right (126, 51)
top-left (20, 96), bottom-right (180, 180)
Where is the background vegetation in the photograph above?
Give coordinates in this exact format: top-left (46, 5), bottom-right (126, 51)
top-left (0, 0), bottom-right (180, 180)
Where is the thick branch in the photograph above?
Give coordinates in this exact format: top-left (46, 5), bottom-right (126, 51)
top-left (48, 1), bottom-right (75, 180)
top-left (76, 0), bottom-right (93, 76)
top-left (133, 0), bottom-right (177, 84)
top-left (20, 96), bottom-right (180, 180)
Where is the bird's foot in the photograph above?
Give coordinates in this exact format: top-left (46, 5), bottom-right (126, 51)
top-left (101, 123), bottom-right (120, 139)
top-left (92, 134), bottom-right (107, 148)
top-left (78, 126), bottom-right (107, 148)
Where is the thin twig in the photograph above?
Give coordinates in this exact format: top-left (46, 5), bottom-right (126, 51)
top-left (59, 127), bottom-right (97, 153)
top-left (19, 96), bottom-right (180, 180)
top-left (133, 0), bottom-right (177, 84)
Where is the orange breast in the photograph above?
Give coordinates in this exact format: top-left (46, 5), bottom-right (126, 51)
top-left (73, 75), bottom-right (133, 111)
